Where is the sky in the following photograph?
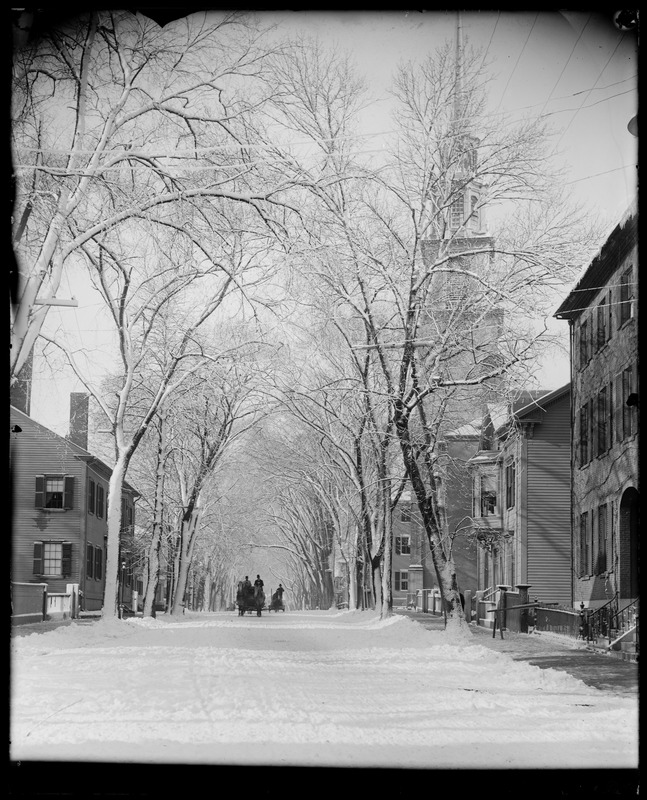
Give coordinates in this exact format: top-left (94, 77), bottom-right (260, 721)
top-left (10, 609), bottom-right (639, 770)
top-left (23, 9), bottom-right (638, 437)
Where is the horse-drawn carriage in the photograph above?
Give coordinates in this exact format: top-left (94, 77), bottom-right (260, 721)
top-left (268, 590), bottom-right (285, 612)
top-left (236, 582), bottom-right (265, 616)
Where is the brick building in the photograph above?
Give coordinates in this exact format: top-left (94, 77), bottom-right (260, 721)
top-left (554, 205), bottom-right (638, 609)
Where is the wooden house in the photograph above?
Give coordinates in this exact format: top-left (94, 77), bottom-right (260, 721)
top-left (10, 404), bottom-right (138, 615)
top-left (468, 385), bottom-right (572, 608)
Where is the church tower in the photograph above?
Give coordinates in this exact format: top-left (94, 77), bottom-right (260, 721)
top-left (419, 12), bottom-right (504, 425)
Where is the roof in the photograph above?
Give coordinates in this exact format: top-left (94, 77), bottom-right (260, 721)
top-left (554, 203), bottom-right (638, 320)
top-left (10, 405), bottom-right (139, 497)
top-left (484, 385), bottom-right (569, 436)
top-left (513, 383), bottom-right (571, 421)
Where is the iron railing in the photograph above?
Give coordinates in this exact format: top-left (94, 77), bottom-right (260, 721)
top-left (581, 594), bottom-right (639, 647)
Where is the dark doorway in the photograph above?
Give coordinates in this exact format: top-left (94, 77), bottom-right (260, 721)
top-left (619, 487), bottom-right (639, 598)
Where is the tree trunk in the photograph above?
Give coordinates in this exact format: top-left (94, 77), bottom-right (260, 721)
top-left (143, 415), bottom-right (167, 617)
top-left (103, 455), bottom-right (128, 618)
top-left (395, 404), bottom-right (468, 632)
top-left (171, 509), bottom-right (201, 615)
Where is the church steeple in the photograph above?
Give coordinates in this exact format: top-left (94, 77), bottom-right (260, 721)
top-left (448, 11), bottom-right (485, 237)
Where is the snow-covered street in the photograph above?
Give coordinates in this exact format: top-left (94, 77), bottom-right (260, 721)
top-left (10, 610), bottom-right (638, 769)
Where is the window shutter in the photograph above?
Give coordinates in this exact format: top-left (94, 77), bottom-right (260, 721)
top-left (63, 476), bottom-right (74, 509)
top-left (615, 375), bottom-right (623, 441)
top-left (86, 544), bottom-right (94, 579)
top-left (34, 476), bottom-right (45, 508)
top-left (589, 398), bottom-right (597, 460)
top-left (62, 542), bottom-right (72, 577)
top-left (33, 542), bottom-right (43, 574)
top-left (395, 537), bottom-right (401, 556)
top-left (95, 548), bottom-right (103, 581)
top-left (608, 381), bottom-right (613, 448)
top-left (88, 480), bottom-right (95, 514)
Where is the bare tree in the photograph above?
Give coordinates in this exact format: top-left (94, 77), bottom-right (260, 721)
top-left (10, 11), bottom-right (296, 383)
top-left (266, 36), bottom-right (600, 631)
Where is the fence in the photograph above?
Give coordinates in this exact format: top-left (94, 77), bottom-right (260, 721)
top-left (533, 605), bottom-right (581, 639)
top-left (11, 583), bottom-right (81, 625)
top-left (11, 582), bottom-right (47, 625)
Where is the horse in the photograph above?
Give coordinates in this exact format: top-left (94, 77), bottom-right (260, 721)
top-left (253, 585), bottom-right (265, 617)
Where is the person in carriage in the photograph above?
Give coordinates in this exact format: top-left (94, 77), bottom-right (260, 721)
top-left (270, 583), bottom-right (285, 612)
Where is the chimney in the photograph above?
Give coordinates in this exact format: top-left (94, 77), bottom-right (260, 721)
top-left (10, 350), bottom-right (33, 415)
top-left (69, 393), bottom-right (89, 450)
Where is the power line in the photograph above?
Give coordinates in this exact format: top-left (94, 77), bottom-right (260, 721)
top-left (537, 13), bottom-right (592, 120)
top-left (13, 78), bottom-right (635, 165)
top-left (495, 12), bottom-right (539, 112)
top-left (563, 164), bottom-right (635, 185)
top-left (553, 34), bottom-right (625, 150)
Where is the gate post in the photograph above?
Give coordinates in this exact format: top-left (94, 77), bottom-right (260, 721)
top-left (516, 584), bottom-right (532, 633)
top-left (464, 590), bottom-right (472, 623)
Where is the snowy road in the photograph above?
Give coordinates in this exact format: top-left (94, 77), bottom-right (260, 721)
top-left (10, 610), bottom-right (638, 768)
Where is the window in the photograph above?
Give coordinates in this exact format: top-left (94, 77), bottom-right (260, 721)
top-left (400, 505), bottom-right (411, 523)
top-left (395, 536), bottom-right (411, 556)
top-left (579, 405), bottom-right (589, 466)
top-left (579, 319), bottom-right (589, 367)
top-left (618, 267), bottom-right (633, 327)
top-left (86, 543), bottom-right (94, 579)
top-left (96, 485), bottom-right (105, 518)
top-left (33, 541), bottom-right (72, 577)
top-left (35, 476), bottom-right (74, 510)
top-left (578, 512), bottom-right (589, 576)
top-left (505, 461), bottom-right (516, 509)
top-left (94, 547), bottom-right (103, 581)
top-left (450, 193), bottom-right (464, 229)
top-left (597, 504), bottom-right (608, 574)
top-left (597, 387), bottom-right (608, 455)
top-left (88, 479), bottom-right (95, 515)
top-left (480, 474), bottom-right (497, 516)
top-left (394, 571), bottom-right (409, 591)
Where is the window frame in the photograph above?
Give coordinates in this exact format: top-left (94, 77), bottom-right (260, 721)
top-left (35, 475), bottom-right (74, 510)
top-left (33, 540), bottom-right (72, 577)
top-left (394, 570), bottom-right (409, 592)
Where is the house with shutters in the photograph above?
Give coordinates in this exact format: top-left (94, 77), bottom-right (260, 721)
top-left (467, 385), bottom-right (572, 609)
top-left (554, 204), bottom-right (638, 612)
top-left (10, 403), bottom-right (138, 614)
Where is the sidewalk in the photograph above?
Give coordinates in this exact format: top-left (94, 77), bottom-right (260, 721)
top-left (398, 609), bottom-right (639, 695)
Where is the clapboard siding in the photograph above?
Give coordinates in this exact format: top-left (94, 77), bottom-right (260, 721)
top-left (11, 408), bottom-right (86, 594)
top-left (526, 393), bottom-right (572, 606)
